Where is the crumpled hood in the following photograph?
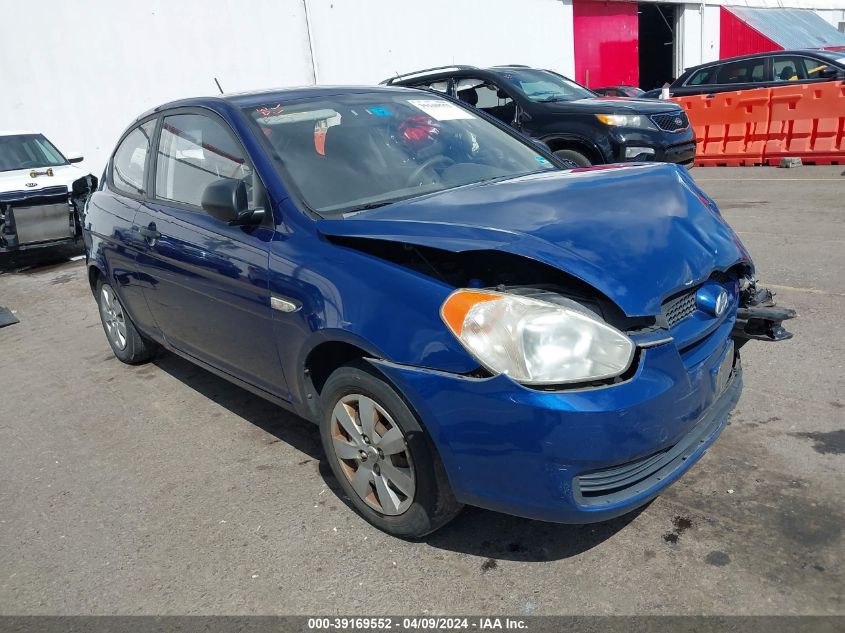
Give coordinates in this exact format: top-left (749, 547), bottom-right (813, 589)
top-left (0, 164), bottom-right (83, 194)
top-left (317, 163), bottom-right (751, 317)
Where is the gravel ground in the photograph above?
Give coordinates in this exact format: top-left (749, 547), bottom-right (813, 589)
top-left (0, 166), bottom-right (842, 615)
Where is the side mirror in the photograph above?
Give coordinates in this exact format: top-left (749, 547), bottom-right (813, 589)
top-left (201, 178), bottom-right (258, 224)
top-left (819, 67), bottom-right (844, 80)
top-left (66, 152), bottom-right (84, 164)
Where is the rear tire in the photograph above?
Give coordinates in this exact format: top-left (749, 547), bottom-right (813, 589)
top-left (554, 148), bottom-right (592, 168)
top-left (96, 279), bottom-right (157, 364)
top-left (319, 361), bottom-right (462, 538)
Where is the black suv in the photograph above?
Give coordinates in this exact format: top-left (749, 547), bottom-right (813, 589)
top-left (384, 65), bottom-right (695, 168)
top-left (641, 49), bottom-right (845, 99)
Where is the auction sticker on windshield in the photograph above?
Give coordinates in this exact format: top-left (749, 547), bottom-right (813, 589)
top-left (408, 99), bottom-right (475, 121)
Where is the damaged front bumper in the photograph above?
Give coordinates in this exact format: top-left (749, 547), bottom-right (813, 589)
top-left (0, 175), bottom-right (96, 255)
top-left (372, 330), bottom-right (743, 524)
top-left (733, 277), bottom-right (796, 343)
top-left (368, 276), bottom-right (794, 525)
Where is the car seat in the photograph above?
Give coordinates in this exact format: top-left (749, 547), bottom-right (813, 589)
top-left (457, 89), bottom-right (478, 106)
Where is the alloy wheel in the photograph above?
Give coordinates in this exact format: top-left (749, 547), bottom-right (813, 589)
top-left (330, 394), bottom-right (416, 516)
top-left (99, 285), bottom-right (128, 351)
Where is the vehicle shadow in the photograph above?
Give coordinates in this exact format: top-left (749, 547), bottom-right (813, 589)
top-left (154, 350), bottom-right (642, 562)
top-left (153, 351), bottom-right (324, 462)
top-left (421, 504), bottom-right (643, 562)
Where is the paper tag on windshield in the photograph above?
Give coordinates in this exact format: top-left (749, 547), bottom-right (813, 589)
top-left (408, 99), bottom-right (475, 121)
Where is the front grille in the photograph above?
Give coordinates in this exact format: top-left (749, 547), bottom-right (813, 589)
top-left (662, 289), bottom-right (697, 328)
top-left (651, 111), bottom-right (690, 132)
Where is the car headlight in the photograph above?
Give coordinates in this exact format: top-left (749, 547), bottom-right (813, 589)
top-left (595, 114), bottom-right (657, 130)
top-left (441, 289), bottom-right (635, 385)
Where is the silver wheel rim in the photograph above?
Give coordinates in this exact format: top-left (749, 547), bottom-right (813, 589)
top-left (99, 285), bottom-right (127, 351)
top-left (330, 394), bottom-right (416, 516)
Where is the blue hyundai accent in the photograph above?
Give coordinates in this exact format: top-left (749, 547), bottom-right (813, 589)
top-left (83, 87), bottom-right (794, 537)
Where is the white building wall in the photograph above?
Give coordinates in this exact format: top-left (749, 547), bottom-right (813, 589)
top-left (678, 4), bottom-right (722, 74)
top-left (0, 0), bottom-right (316, 175)
top-left (305, 0), bottom-right (573, 84)
top-left (0, 0), bottom-right (572, 175)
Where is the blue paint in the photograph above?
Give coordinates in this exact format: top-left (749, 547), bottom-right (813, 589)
top-left (84, 87), bottom-right (759, 524)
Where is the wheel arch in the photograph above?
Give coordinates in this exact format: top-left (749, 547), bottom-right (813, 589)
top-left (87, 263), bottom-right (103, 296)
top-left (542, 135), bottom-right (605, 165)
top-left (299, 333), bottom-right (386, 422)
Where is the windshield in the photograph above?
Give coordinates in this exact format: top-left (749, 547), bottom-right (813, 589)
top-left (245, 92), bottom-right (556, 215)
top-left (497, 69), bottom-right (594, 102)
top-left (0, 134), bottom-right (67, 172)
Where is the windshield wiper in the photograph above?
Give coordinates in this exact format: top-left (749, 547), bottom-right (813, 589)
top-left (536, 96), bottom-right (567, 103)
top-left (340, 200), bottom-right (400, 217)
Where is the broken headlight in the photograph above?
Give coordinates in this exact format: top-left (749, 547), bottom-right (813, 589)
top-left (441, 289), bottom-right (635, 385)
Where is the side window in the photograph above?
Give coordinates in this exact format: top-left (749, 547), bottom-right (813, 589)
top-left (155, 113), bottom-right (254, 209)
top-left (715, 58), bottom-right (767, 85)
top-left (804, 59), bottom-right (833, 80)
top-left (773, 55), bottom-right (830, 82)
top-left (112, 120), bottom-right (155, 196)
top-left (773, 56), bottom-right (833, 82)
top-left (455, 78), bottom-right (515, 124)
top-left (773, 56), bottom-right (805, 82)
top-left (686, 66), bottom-right (717, 86)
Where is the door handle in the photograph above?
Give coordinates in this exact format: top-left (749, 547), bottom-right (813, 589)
top-left (705, 93), bottom-right (716, 99)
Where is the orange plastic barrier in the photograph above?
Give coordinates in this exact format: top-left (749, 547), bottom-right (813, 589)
top-left (764, 81), bottom-right (845, 166)
top-left (674, 88), bottom-right (772, 167)
top-left (673, 81), bottom-right (845, 167)
top-left (674, 88), bottom-right (771, 166)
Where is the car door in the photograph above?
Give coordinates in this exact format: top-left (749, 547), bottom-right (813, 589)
top-left (770, 54), bottom-right (841, 86)
top-left (710, 57), bottom-right (770, 95)
top-left (133, 110), bottom-right (287, 397)
top-left (453, 77), bottom-right (519, 128)
top-left (678, 57), bottom-right (770, 97)
top-left (92, 118), bottom-right (160, 337)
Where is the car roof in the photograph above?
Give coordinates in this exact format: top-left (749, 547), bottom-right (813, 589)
top-left (157, 85), bottom-right (421, 111)
top-left (681, 49), bottom-right (842, 76)
top-left (130, 85), bottom-right (426, 123)
top-left (385, 65), bottom-right (542, 85)
top-left (0, 130), bottom-right (39, 136)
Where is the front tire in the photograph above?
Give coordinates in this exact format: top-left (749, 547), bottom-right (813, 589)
top-left (96, 279), bottom-right (157, 364)
top-left (319, 361), bottom-right (462, 538)
top-left (553, 148), bottom-right (592, 168)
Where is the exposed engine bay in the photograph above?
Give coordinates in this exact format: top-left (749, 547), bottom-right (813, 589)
top-left (0, 175), bottom-right (97, 254)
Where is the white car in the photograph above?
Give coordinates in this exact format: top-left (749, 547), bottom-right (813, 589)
top-left (0, 131), bottom-right (96, 262)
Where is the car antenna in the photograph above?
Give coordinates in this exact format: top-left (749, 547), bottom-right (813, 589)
top-left (214, 77), bottom-right (224, 95)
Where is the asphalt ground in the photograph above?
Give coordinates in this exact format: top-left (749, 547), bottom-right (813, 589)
top-left (1, 166), bottom-right (843, 615)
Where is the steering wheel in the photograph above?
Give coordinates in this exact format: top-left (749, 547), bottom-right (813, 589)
top-left (406, 156), bottom-right (454, 186)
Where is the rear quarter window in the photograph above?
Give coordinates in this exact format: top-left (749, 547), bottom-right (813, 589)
top-left (111, 120), bottom-right (156, 196)
top-left (685, 67), bottom-right (717, 86)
